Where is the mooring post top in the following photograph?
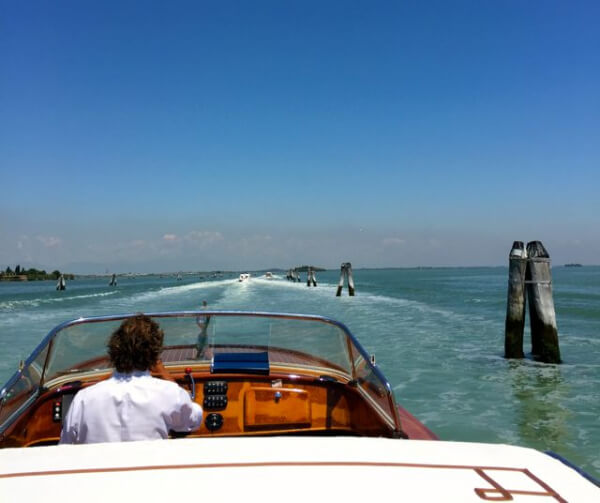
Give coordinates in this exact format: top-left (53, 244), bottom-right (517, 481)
top-left (509, 243), bottom-right (527, 259)
top-left (526, 241), bottom-right (550, 259)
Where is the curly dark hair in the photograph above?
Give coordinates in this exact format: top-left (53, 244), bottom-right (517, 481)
top-left (108, 314), bottom-right (164, 373)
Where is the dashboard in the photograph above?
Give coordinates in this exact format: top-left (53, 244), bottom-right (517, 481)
top-left (12, 372), bottom-right (392, 446)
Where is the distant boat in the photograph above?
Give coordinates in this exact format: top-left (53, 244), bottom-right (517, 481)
top-left (177, 273), bottom-right (182, 281)
top-left (238, 273), bottom-right (250, 282)
top-left (56, 275), bottom-right (66, 291)
top-left (265, 272), bottom-right (273, 279)
top-left (108, 274), bottom-right (117, 286)
top-left (564, 263), bottom-right (583, 267)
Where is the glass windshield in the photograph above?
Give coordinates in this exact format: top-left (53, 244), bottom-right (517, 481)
top-left (0, 345), bottom-right (48, 429)
top-left (42, 313), bottom-right (353, 381)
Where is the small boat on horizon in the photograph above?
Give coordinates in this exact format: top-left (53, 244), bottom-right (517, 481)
top-left (238, 273), bottom-right (250, 282)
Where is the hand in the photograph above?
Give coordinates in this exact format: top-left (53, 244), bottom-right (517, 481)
top-left (151, 359), bottom-right (176, 382)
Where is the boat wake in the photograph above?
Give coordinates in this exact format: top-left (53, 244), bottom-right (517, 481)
top-left (0, 291), bottom-right (119, 311)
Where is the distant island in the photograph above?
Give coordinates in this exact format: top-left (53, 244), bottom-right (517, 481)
top-left (0, 265), bottom-right (75, 281)
top-left (293, 265), bottom-right (326, 272)
top-left (564, 263), bottom-right (583, 268)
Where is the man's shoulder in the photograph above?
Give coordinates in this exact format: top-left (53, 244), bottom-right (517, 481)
top-left (76, 378), bottom-right (113, 397)
top-left (147, 376), bottom-right (184, 393)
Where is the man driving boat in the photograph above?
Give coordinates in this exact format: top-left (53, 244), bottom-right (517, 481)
top-left (60, 314), bottom-right (203, 444)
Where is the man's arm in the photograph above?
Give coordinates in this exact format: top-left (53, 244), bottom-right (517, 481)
top-left (150, 359), bottom-right (176, 382)
top-left (169, 386), bottom-right (203, 432)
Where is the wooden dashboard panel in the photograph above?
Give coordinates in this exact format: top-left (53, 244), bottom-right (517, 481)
top-left (244, 388), bottom-right (310, 429)
top-left (1, 371), bottom-right (393, 447)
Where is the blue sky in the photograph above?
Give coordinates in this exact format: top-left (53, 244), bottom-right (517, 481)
top-left (1, 1), bottom-right (598, 272)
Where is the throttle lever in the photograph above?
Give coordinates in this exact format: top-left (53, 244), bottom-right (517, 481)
top-left (184, 367), bottom-right (196, 400)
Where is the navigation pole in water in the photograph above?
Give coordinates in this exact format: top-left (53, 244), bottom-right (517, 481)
top-left (504, 240), bottom-right (560, 364)
top-left (505, 242), bottom-right (527, 358)
top-left (526, 241), bottom-right (561, 363)
top-left (306, 267), bottom-right (317, 287)
top-left (336, 262), bottom-right (355, 296)
top-left (56, 275), bottom-right (66, 291)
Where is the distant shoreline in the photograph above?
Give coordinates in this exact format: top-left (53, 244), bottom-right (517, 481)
top-left (2, 265), bottom-right (595, 280)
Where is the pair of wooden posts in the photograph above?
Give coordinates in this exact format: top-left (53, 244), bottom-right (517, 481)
top-left (505, 241), bottom-right (561, 363)
top-left (336, 262), bottom-right (355, 296)
top-left (306, 268), bottom-right (317, 287)
top-left (286, 269), bottom-right (300, 282)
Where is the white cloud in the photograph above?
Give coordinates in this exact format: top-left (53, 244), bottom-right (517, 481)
top-left (37, 235), bottom-right (62, 248)
top-left (184, 231), bottom-right (224, 245)
top-left (163, 234), bottom-right (178, 241)
top-left (382, 237), bottom-right (406, 246)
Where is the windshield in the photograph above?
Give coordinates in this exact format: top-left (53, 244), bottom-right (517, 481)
top-left (1, 312), bottom-right (400, 432)
top-left (42, 313), bottom-right (354, 381)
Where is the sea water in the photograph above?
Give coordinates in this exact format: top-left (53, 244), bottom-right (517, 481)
top-left (1, 267), bottom-right (598, 477)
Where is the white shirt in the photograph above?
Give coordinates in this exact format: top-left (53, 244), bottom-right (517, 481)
top-left (60, 370), bottom-right (203, 444)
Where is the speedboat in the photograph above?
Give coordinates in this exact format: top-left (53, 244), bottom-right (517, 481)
top-left (238, 273), bottom-right (250, 282)
top-left (265, 272), bottom-right (273, 279)
top-left (1, 311), bottom-right (598, 501)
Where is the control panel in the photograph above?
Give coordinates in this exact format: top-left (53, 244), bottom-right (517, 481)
top-left (51, 393), bottom-right (75, 423)
top-left (203, 381), bottom-right (228, 431)
top-left (52, 399), bottom-right (62, 423)
top-left (203, 395), bottom-right (227, 410)
top-left (204, 381), bottom-right (228, 395)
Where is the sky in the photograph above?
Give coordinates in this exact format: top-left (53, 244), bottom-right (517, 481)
top-left (1, 1), bottom-right (599, 273)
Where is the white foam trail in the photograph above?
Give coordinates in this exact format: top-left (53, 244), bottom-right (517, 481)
top-left (0, 291), bottom-right (118, 310)
top-left (123, 279), bottom-right (237, 304)
top-left (234, 277), bottom-right (470, 322)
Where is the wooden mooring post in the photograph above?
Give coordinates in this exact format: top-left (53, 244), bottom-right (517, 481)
top-left (336, 262), bottom-right (355, 296)
top-left (504, 240), bottom-right (561, 364)
top-left (505, 242), bottom-right (527, 358)
top-left (287, 269), bottom-right (300, 282)
top-left (306, 268), bottom-right (317, 287)
top-left (526, 241), bottom-right (561, 363)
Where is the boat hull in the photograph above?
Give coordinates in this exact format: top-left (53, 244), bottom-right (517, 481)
top-left (1, 437), bottom-right (598, 502)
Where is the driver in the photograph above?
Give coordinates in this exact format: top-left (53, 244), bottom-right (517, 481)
top-left (60, 314), bottom-right (203, 444)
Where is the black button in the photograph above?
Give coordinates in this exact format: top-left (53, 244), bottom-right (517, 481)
top-left (205, 413), bottom-right (223, 431)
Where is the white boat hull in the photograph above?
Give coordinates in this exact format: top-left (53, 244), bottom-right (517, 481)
top-left (1, 437), bottom-right (597, 502)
